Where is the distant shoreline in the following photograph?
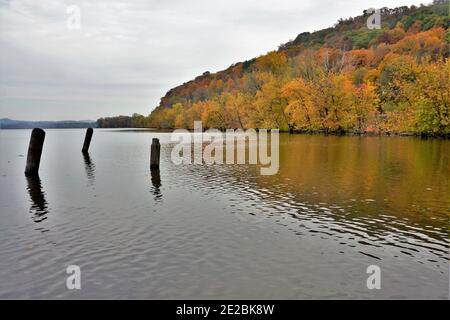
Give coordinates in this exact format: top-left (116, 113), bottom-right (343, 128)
top-left (0, 118), bottom-right (96, 130)
top-left (2, 123), bottom-right (448, 138)
top-left (127, 127), bottom-right (450, 139)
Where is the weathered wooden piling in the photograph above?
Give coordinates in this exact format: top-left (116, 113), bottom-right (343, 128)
top-left (151, 168), bottom-right (161, 187)
top-left (82, 128), bottom-right (93, 153)
top-left (150, 138), bottom-right (160, 170)
top-left (25, 128), bottom-right (45, 176)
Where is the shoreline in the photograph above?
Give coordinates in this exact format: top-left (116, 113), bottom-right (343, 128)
top-left (149, 127), bottom-right (450, 139)
top-left (3, 126), bottom-right (449, 139)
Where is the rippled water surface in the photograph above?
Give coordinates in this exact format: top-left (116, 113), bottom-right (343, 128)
top-left (0, 129), bottom-right (448, 299)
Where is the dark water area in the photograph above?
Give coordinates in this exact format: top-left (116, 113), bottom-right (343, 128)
top-left (0, 129), bottom-right (448, 299)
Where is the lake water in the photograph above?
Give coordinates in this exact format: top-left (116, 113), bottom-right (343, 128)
top-left (0, 129), bottom-right (448, 299)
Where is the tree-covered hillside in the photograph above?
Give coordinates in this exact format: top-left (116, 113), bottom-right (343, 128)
top-left (145, 1), bottom-right (449, 135)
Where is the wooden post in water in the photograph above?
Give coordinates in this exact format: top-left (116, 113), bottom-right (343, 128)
top-left (82, 128), bottom-right (93, 153)
top-left (150, 138), bottom-right (160, 170)
top-left (25, 128), bottom-right (45, 176)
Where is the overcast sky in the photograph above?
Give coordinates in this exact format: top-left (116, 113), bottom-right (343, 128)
top-left (0, 0), bottom-right (427, 121)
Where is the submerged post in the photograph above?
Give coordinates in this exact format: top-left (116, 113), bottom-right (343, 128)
top-left (25, 128), bottom-right (45, 176)
top-left (150, 138), bottom-right (160, 170)
top-left (82, 128), bottom-right (93, 153)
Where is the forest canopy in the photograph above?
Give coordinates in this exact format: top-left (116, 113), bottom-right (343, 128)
top-left (102, 1), bottom-right (450, 136)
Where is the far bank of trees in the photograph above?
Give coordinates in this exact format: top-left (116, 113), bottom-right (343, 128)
top-left (147, 2), bottom-right (450, 136)
top-left (97, 113), bottom-right (150, 128)
top-left (99, 2), bottom-right (450, 136)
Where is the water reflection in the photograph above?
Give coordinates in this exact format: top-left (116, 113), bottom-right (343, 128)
top-left (26, 175), bottom-right (49, 223)
top-left (150, 169), bottom-right (162, 201)
top-left (82, 152), bottom-right (96, 186)
top-left (2, 130), bottom-right (447, 299)
top-left (169, 135), bottom-right (450, 265)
